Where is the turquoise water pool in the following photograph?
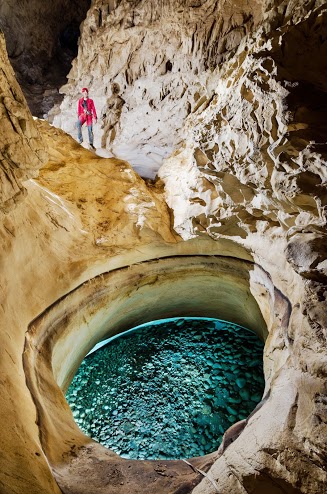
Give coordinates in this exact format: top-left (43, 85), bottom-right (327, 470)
top-left (66, 317), bottom-right (265, 459)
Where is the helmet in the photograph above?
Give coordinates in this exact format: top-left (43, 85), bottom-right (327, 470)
top-left (82, 87), bottom-right (89, 93)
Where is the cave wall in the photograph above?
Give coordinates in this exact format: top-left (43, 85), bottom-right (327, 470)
top-left (54, 0), bottom-right (268, 176)
top-left (0, 33), bottom-right (47, 212)
top-left (0, 0), bottom-right (326, 493)
top-left (158, 1), bottom-right (327, 362)
top-left (157, 2), bottom-right (327, 491)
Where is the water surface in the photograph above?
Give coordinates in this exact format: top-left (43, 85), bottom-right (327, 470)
top-left (66, 317), bottom-right (265, 459)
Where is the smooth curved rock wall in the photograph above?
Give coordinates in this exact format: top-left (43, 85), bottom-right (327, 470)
top-left (24, 255), bottom-right (270, 493)
top-left (0, 0), bottom-right (326, 493)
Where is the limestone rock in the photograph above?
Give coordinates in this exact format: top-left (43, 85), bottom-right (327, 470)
top-left (286, 233), bottom-right (327, 282)
top-left (0, 32), bottom-right (47, 213)
top-left (54, 0), bottom-right (267, 177)
top-left (159, 4), bottom-right (327, 242)
top-left (0, 1), bottom-right (326, 494)
top-left (35, 118), bottom-right (179, 248)
top-left (157, 3), bottom-right (327, 492)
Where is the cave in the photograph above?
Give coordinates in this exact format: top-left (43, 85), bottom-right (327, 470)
top-left (0, 0), bottom-right (91, 117)
top-left (0, 0), bottom-right (326, 494)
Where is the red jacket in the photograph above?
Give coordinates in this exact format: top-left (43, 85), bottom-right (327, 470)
top-left (77, 97), bottom-right (97, 125)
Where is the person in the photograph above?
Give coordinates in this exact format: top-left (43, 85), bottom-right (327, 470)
top-left (77, 87), bottom-right (97, 149)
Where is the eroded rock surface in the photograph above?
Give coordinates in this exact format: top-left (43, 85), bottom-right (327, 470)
top-left (0, 33), bottom-right (47, 212)
top-left (54, 0), bottom-right (268, 177)
top-left (0, 1), bottom-right (326, 494)
top-left (157, 2), bottom-right (327, 492)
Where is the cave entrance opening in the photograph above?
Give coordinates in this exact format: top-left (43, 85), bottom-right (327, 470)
top-left (66, 316), bottom-right (265, 460)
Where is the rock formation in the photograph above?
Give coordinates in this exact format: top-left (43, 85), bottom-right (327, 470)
top-left (0, 0), bottom-right (326, 493)
top-left (54, 0), bottom-right (271, 176)
top-left (0, 34), bottom-right (47, 213)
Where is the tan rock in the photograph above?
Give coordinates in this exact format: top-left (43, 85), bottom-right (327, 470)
top-left (0, 1), bottom-right (326, 493)
top-left (0, 33), bottom-right (47, 212)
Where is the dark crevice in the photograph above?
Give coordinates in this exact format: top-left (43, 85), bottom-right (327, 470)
top-left (0, 0), bottom-right (91, 117)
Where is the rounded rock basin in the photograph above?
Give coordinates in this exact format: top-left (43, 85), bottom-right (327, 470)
top-left (24, 254), bottom-right (287, 494)
top-left (66, 317), bottom-right (265, 460)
